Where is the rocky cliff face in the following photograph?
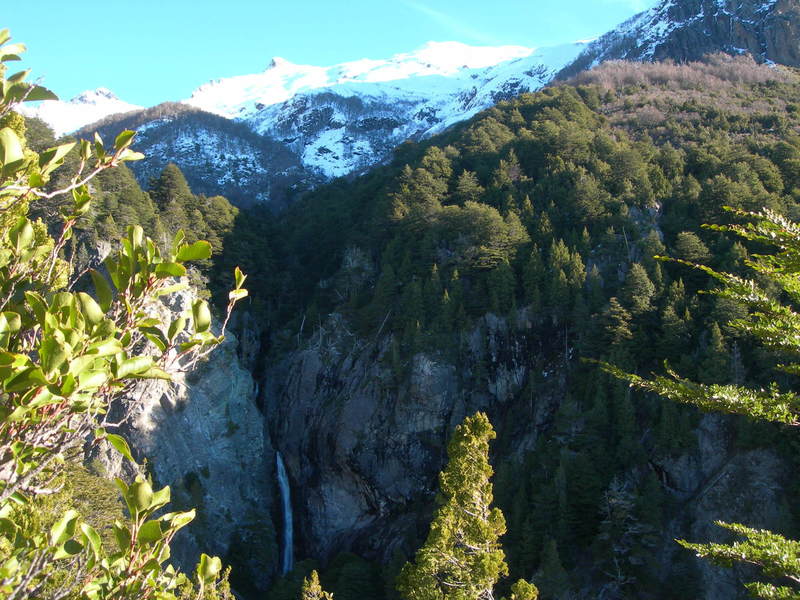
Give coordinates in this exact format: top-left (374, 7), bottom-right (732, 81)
top-left (264, 310), bottom-right (567, 561)
top-left (559, 0), bottom-right (800, 79)
top-left (265, 304), bottom-right (789, 598)
top-left (658, 414), bottom-right (788, 599)
top-left (94, 288), bottom-right (277, 593)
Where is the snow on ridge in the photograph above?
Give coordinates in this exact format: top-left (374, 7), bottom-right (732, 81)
top-left (238, 40), bottom-right (588, 179)
top-left (18, 87), bottom-right (142, 137)
top-left (184, 41), bottom-right (539, 119)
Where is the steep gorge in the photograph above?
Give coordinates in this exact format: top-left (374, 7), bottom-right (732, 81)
top-left (70, 4), bottom-right (800, 598)
top-left (108, 53), bottom-right (800, 599)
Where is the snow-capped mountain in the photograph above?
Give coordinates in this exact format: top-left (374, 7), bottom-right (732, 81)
top-left (559, 0), bottom-right (800, 79)
top-left (22, 0), bottom-right (800, 207)
top-left (37, 40), bottom-right (587, 204)
top-left (196, 41), bottom-right (586, 178)
top-left (19, 88), bottom-right (141, 137)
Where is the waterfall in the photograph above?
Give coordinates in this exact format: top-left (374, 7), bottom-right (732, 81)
top-left (276, 452), bottom-right (293, 575)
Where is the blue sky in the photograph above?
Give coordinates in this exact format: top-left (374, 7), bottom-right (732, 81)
top-left (6, 0), bottom-right (658, 106)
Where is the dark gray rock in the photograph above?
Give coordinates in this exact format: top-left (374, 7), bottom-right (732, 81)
top-left (559, 0), bottom-right (800, 80)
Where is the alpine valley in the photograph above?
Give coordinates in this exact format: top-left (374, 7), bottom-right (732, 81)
top-left (12, 0), bottom-right (800, 599)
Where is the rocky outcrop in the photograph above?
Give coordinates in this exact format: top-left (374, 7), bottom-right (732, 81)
top-left (94, 288), bottom-right (277, 592)
top-left (266, 306), bottom-right (790, 598)
top-left (657, 415), bottom-right (788, 599)
top-left (559, 0), bottom-right (800, 79)
top-left (265, 311), bottom-right (562, 561)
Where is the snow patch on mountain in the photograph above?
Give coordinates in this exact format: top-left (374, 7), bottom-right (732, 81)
top-left (186, 41), bottom-right (586, 178)
top-left (25, 40), bottom-right (586, 181)
top-left (19, 88), bottom-right (141, 137)
top-left (184, 42), bottom-right (536, 120)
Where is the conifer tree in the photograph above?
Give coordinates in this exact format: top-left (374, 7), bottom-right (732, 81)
top-left (620, 263), bottom-right (655, 316)
top-left (455, 170), bottom-right (484, 204)
top-left (149, 162), bottom-right (194, 209)
top-left (698, 323), bottom-right (730, 384)
top-left (523, 245), bottom-right (545, 311)
top-left (505, 579), bottom-right (538, 600)
top-left (535, 539), bottom-right (569, 600)
top-left (301, 570), bottom-right (334, 600)
top-left (397, 413), bottom-right (529, 600)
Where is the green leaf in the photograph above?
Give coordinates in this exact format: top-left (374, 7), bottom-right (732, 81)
top-left (0, 312), bottom-right (21, 334)
top-left (9, 216), bottom-right (33, 253)
top-left (155, 281), bottom-right (189, 297)
top-left (170, 230), bottom-right (186, 258)
top-left (167, 509), bottom-right (195, 530)
top-left (77, 370), bottom-right (108, 391)
top-left (79, 139), bottom-right (92, 161)
top-left (80, 523), bottom-right (102, 556)
top-left (229, 288), bottom-right (248, 301)
top-left (113, 130), bottom-right (136, 151)
top-left (87, 338), bottom-right (122, 357)
top-left (137, 520), bottom-right (164, 544)
top-left (130, 366), bottom-right (171, 380)
top-left (155, 262), bottom-right (186, 278)
top-left (0, 127), bottom-right (24, 174)
top-left (112, 521), bottom-right (131, 552)
top-left (27, 172), bottom-right (44, 187)
top-left (118, 149), bottom-right (145, 162)
top-left (197, 554), bottom-right (222, 583)
top-left (150, 486), bottom-right (171, 511)
top-left (50, 509), bottom-right (79, 546)
top-left (24, 291), bottom-right (48, 324)
top-left (128, 224), bottom-right (144, 248)
top-left (38, 142), bottom-right (75, 176)
top-left (141, 327), bottom-right (168, 352)
top-left (106, 433), bottom-right (134, 463)
top-left (167, 317), bottom-right (187, 342)
top-left (22, 84), bottom-right (57, 102)
top-left (40, 337), bottom-right (68, 376)
top-left (115, 356), bottom-right (153, 379)
top-left (234, 266), bottom-right (247, 289)
top-left (177, 241), bottom-right (212, 262)
top-left (5, 366), bottom-right (48, 392)
top-left (126, 477), bottom-right (153, 514)
top-left (53, 539), bottom-right (84, 560)
top-left (0, 43), bottom-right (26, 58)
top-left (192, 300), bottom-right (212, 333)
top-left (6, 69), bottom-right (29, 84)
top-left (93, 132), bottom-right (105, 158)
top-left (77, 292), bottom-right (105, 325)
top-left (88, 270), bottom-right (114, 311)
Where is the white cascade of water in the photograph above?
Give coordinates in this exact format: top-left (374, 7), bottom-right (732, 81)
top-left (276, 452), bottom-right (293, 575)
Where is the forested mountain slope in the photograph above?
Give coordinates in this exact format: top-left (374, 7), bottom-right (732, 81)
top-left (221, 54), bottom-right (800, 600)
top-left (77, 103), bottom-right (317, 208)
top-left (37, 51), bottom-right (800, 600)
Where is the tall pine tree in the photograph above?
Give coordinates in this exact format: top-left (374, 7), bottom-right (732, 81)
top-left (397, 413), bottom-right (531, 600)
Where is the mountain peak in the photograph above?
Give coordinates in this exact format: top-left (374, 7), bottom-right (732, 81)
top-left (267, 57), bottom-right (294, 70)
top-left (20, 87), bottom-right (142, 137)
top-left (72, 87), bottom-right (119, 103)
top-left (559, 0), bottom-right (799, 78)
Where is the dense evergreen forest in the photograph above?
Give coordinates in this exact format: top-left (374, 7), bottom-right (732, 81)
top-left (28, 53), bottom-right (800, 598)
top-left (234, 54), bottom-right (800, 600)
